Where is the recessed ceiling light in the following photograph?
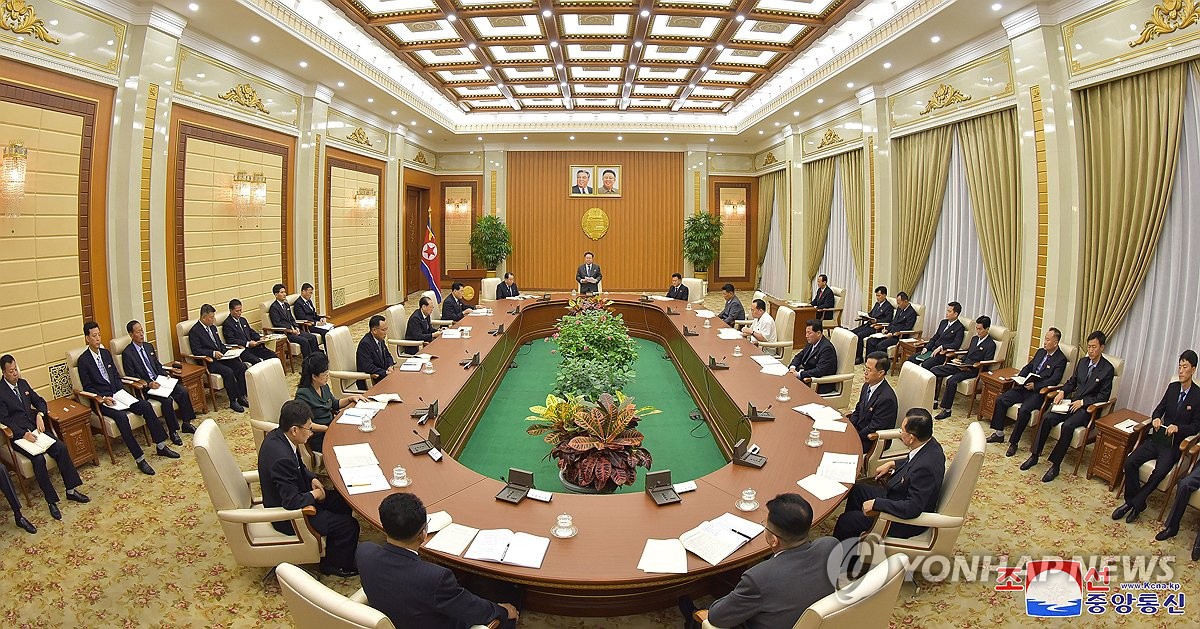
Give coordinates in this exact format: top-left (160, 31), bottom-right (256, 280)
top-left (299, 61), bottom-right (308, 68)
top-left (709, 137), bottom-right (714, 142)
top-left (196, 73), bottom-right (205, 78)
top-left (569, 135), bottom-right (575, 140)
top-left (758, 130), bottom-right (764, 134)
top-left (188, 2), bottom-right (198, 11)
top-left (716, 44), bottom-right (724, 51)
top-left (523, 136), bottom-right (528, 140)
top-left (846, 82), bottom-right (854, 88)
top-left (617, 135), bottom-right (623, 140)
top-left (634, 41), bottom-right (643, 48)
top-left (468, 43), bottom-right (476, 50)
top-left (774, 122), bottom-right (780, 126)
top-left (624, 82), bottom-right (631, 88)
top-left (550, 41), bottom-right (558, 48)
top-left (556, 63), bottom-right (563, 69)
top-left (991, 3), bottom-right (1002, 10)
top-left (446, 14), bottom-right (456, 21)
top-left (484, 66), bottom-right (492, 71)
top-left (629, 64), bottom-right (636, 69)
top-left (411, 120), bottom-right (417, 125)
top-left (250, 35), bottom-right (260, 44)
top-left (817, 98), bottom-right (824, 103)
top-left (337, 81), bottom-right (344, 87)
top-left (542, 9), bottom-right (551, 17)
top-left (930, 35), bottom-right (941, 43)
top-left (391, 110), bottom-right (397, 115)
top-left (883, 61), bottom-right (891, 69)
top-left (427, 129), bottom-right (433, 133)
top-left (735, 15), bottom-right (745, 22)
top-left (477, 136), bottom-right (483, 141)
top-left (641, 9), bottom-right (650, 17)
top-left (700, 66), bottom-right (708, 72)
top-left (793, 111), bottom-right (799, 116)
top-left (367, 98), bottom-right (373, 103)
top-left (663, 136), bottom-right (669, 141)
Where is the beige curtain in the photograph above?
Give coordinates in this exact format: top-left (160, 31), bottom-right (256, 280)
top-left (1077, 63), bottom-right (1187, 340)
top-left (756, 170), bottom-right (785, 283)
top-left (802, 156), bottom-right (837, 285)
top-left (958, 108), bottom-right (1020, 328)
top-left (893, 125), bottom-right (954, 294)
top-left (840, 149), bottom-right (867, 297)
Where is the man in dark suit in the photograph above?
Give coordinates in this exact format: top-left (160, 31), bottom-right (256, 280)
top-left (909, 301), bottom-right (965, 370)
top-left (259, 400), bottom-right (360, 577)
top-left (222, 298), bottom-right (278, 364)
top-left (1156, 461), bottom-right (1200, 560)
top-left (403, 296), bottom-right (443, 355)
top-left (571, 169), bottom-right (593, 195)
top-left (666, 273), bottom-right (689, 301)
top-left (932, 316), bottom-right (997, 420)
top-left (576, 251), bottom-right (602, 294)
top-left (0, 460), bottom-right (36, 533)
top-left (441, 283), bottom-right (474, 321)
top-left (790, 319), bottom-right (838, 394)
top-left (1, 354), bottom-right (89, 521)
top-left (848, 352), bottom-right (898, 453)
top-left (292, 282), bottom-right (329, 346)
top-left (121, 320), bottom-right (196, 437)
top-left (1113, 350), bottom-right (1200, 524)
top-left (1023, 330), bottom-right (1115, 483)
top-left (693, 494), bottom-right (838, 629)
top-left (269, 284), bottom-right (319, 357)
top-left (834, 408), bottom-right (946, 541)
top-left (811, 274), bottom-right (835, 320)
top-left (864, 292), bottom-right (917, 358)
top-left (357, 493), bottom-right (519, 628)
top-left (988, 327), bottom-right (1069, 456)
top-left (189, 304), bottom-right (250, 414)
top-left (717, 283), bottom-right (745, 326)
top-left (853, 286), bottom-right (894, 364)
top-left (77, 321), bottom-right (178, 475)
top-left (496, 272), bottom-right (519, 299)
top-left (356, 315), bottom-right (395, 390)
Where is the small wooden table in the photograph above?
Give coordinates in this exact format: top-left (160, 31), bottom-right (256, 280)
top-left (976, 367), bottom-right (1019, 419)
top-left (271, 338), bottom-right (292, 373)
top-left (1087, 408), bottom-right (1149, 490)
top-left (45, 397), bottom-right (99, 468)
top-left (176, 362), bottom-right (209, 414)
top-left (894, 338), bottom-right (921, 374)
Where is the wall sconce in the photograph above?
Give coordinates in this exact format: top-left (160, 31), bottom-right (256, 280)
top-left (2, 141), bottom-right (28, 218)
top-left (721, 199), bottom-right (746, 220)
top-left (232, 170), bottom-right (267, 220)
top-left (353, 187), bottom-right (377, 225)
top-left (445, 198), bottom-right (470, 216)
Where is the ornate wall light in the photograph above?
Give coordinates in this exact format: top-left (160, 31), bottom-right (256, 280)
top-left (2, 141), bottom-right (28, 218)
top-left (445, 197), bottom-right (470, 216)
top-left (353, 187), bottom-right (377, 225)
top-left (231, 170), bottom-right (267, 221)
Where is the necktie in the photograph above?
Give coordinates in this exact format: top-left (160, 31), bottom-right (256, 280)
top-left (1087, 362), bottom-right (1096, 379)
top-left (9, 383), bottom-right (21, 405)
top-left (859, 385), bottom-right (871, 410)
top-left (586, 264), bottom-right (591, 275)
top-left (1037, 353), bottom-right (1049, 372)
top-left (207, 325), bottom-right (218, 345)
top-left (93, 352), bottom-right (110, 383)
top-left (378, 339), bottom-right (386, 362)
top-left (138, 344), bottom-right (157, 377)
top-left (1178, 388), bottom-right (1188, 409)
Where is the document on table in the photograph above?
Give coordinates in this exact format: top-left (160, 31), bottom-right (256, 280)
top-left (468, 310), bottom-right (491, 316)
top-left (812, 417), bottom-right (849, 432)
top-left (750, 355), bottom-right (777, 366)
top-left (679, 513), bottom-right (763, 566)
top-left (793, 403), bottom-right (845, 423)
top-left (218, 348), bottom-right (244, 360)
top-left (760, 363), bottom-right (790, 377)
top-left (146, 375), bottom-right (179, 398)
top-left (335, 407), bottom-right (377, 426)
top-left (441, 328), bottom-right (463, 339)
top-left (463, 529), bottom-right (551, 569)
top-left (1114, 418), bottom-right (1140, 433)
top-left (797, 474), bottom-right (852, 501)
top-left (717, 329), bottom-right (744, 340)
top-left (331, 443), bottom-right (378, 468)
top-left (694, 310), bottom-right (716, 318)
top-left (426, 511), bottom-right (452, 533)
top-left (354, 400), bottom-right (388, 411)
top-left (340, 464), bottom-right (390, 495)
top-left (425, 523), bottom-right (480, 556)
top-left (13, 431), bottom-right (56, 456)
top-left (399, 358), bottom-right (424, 372)
top-left (637, 539), bottom-right (688, 574)
top-left (370, 393), bottom-right (403, 403)
top-left (817, 453), bottom-right (860, 484)
top-left (107, 389), bottom-right (140, 411)
top-left (648, 295), bottom-right (671, 301)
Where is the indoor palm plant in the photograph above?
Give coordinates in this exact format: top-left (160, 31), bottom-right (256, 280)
top-left (527, 393), bottom-right (660, 492)
top-left (469, 214), bottom-right (513, 273)
top-left (682, 211), bottom-right (724, 275)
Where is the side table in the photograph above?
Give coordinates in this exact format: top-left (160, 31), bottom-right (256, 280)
top-left (176, 362), bottom-right (209, 414)
top-left (975, 368), bottom-right (1019, 419)
top-left (45, 397), bottom-right (99, 468)
top-left (1087, 408), bottom-right (1149, 490)
top-left (894, 339), bottom-right (919, 374)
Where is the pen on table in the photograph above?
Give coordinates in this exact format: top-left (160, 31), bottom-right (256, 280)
top-left (347, 483), bottom-right (373, 488)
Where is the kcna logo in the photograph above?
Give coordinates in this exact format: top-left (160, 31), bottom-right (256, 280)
top-left (996, 560), bottom-right (1105, 618)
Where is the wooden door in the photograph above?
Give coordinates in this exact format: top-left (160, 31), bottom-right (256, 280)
top-left (405, 186), bottom-right (429, 296)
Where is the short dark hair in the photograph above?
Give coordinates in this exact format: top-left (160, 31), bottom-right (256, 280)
top-left (764, 493), bottom-right (813, 544)
top-left (369, 314), bottom-right (386, 330)
top-left (272, 284), bottom-right (286, 294)
top-left (1087, 330), bottom-right (1107, 346)
top-left (379, 493), bottom-right (427, 541)
top-left (0, 354), bottom-right (15, 371)
top-left (753, 299), bottom-right (766, 311)
top-left (199, 304), bottom-right (216, 317)
top-left (301, 282), bottom-right (314, 291)
top-left (278, 399), bottom-right (313, 432)
top-left (806, 318), bottom-right (823, 333)
top-left (976, 315), bottom-right (991, 329)
top-left (903, 408), bottom-right (934, 442)
top-left (897, 291), bottom-right (910, 301)
top-left (1182, 350), bottom-right (1198, 369)
top-left (503, 272), bottom-right (513, 280)
top-left (817, 274), bottom-right (828, 283)
top-left (671, 272), bottom-right (682, 280)
top-left (229, 298), bottom-right (242, 310)
top-left (451, 282), bottom-right (464, 291)
top-left (126, 320), bottom-right (140, 333)
top-left (602, 169), bottom-right (615, 177)
top-left (83, 321), bottom-right (100, 336)
top-left (1048, 327), bottom-right (1062, 341)
top-left (299, 351), bottom-right (329, 390)
top-left (576, 169), bottom-right (588, 176)
top-left (721, 283), bottom-right (735, 293)
top-left (874, 286), bottom-right (887, 296)
top-left (584, 251), bottom-right (594, 257)
top-left (419, 296), bottom-right (432, 307)
top-left (948, 301), bottom-right (962, 315)
top-left (866, 351), bottom-right (890, 374)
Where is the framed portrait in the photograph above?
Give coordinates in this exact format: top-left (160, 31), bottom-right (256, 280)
top-left (569, 165), bottom-right (596, 197)
top-left (595, 165), bottom-right (621, 197)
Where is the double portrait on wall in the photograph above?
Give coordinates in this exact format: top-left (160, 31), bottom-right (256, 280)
top-left (568, 165), bottom-right (622, 197)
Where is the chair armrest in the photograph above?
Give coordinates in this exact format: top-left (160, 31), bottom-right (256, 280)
top-left (122, 377), bottom-right (146, 390)
top-left (894, 330), bottom-right (920, 339)
top-left (385, 339), bottom-right (425, 348)
top-left (757, 340), bottom-right (792, 350)
top-left (976, 359), bottom-right (1002, 370)
top-left (241, 470), bottom-right (260, 485)
top-left (186, 354), bottom-right (214, 364)
top-left (1180, 433), bottom-right (1200, 453)
top-left (349, 589), bottom-right (368, 605)
top-left (808, 373), bottom-right (854, 385)
top-left (329, 369), bottom-right (373, 382)
top-left (869, 428), bottom-right (904, 442)
top-left (1040, 385), bottom-right (1063, 397)
top-left (878, 511), bottom-right (964, 528)
top-left (0, 423), bottom-right (12, 440)
top-left (295, 321), bottom-right (314, 330)
top-left (733, 319), bottom-right (754, 328)
top-left (216, 507), bottom-right (311, 524)
top-left (1087, 399), bottom-right (1116, 415)
top-left (431, 319), bottom-right (453, 327)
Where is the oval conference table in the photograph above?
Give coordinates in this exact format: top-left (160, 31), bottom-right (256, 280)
top-left (323, 293), bottom-right (861, 616)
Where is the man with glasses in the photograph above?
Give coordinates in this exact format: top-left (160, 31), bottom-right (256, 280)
top-left (258, 400), bottom-right (360, 577)
top-left (847, 351), bottom-right (898, 453)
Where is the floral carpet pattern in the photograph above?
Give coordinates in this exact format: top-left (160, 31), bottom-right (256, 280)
top-left (1, 291), bottom-right (1196, 627)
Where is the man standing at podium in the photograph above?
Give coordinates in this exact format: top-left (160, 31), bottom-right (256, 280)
top-left (577, 252), bottom-right (602, 294)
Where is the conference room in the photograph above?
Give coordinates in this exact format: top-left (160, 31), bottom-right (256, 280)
top-left (2, 0), bottom-right (1200, 626)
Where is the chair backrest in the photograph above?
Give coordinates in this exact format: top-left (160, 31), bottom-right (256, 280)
top-left (682, 277), bottom-right (705, 303)
top-left (66, 347), bottom-right (87, 393)
top-left (936, 422), bottom-right (986, 517)
top-left (796, 554), bottom-right (906, 629)
top-left (214, 310), bottom-right (231, 338)
top-left (177, 319), bottom-right (196, 356)
top-left (896, 362), bottom-right (936, 422)
top-left (277, 563), bottom-right (394, 629)
top-left (829, 287), bottom-right (845, 326)
top-left (1104, 352), bottom-right (1125, 408)
top-left (194, 418), bottom-right (253, 511)
top-left (325, 326), bottom-right (358, 373)
top-left (989, 324), bottom-right (1013, 365)
top-left (480, 277), bottom-right (500, 302)
top-left (246, 359), bottom-right (289, 446)
top-left (956, 315), bottom-right (973, 349)
top-left (109, 335), bottom-right (133, 377)
top-left (752, 290), bottom-right (766, 302)
top-left (421, 290), bottom-right (436, 305)
top-left (829, 327), bottom-right (857, 377)
top-left (260, 299), bottom-right (275, 329)
top-left (384, 304), bottom-right (407, 345)
top-left (1059, 344), bottom-right (1082, 385)
top-left (774, 306), bottom-right (795, 344)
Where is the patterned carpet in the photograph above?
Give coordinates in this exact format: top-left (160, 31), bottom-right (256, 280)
top-left (1, 290), bottom-right (1196, 627)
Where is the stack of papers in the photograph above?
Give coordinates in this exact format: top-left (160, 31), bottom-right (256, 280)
top-left (335, 407), bottom-right (378, 426)
top-left (261, 333), bottom-right (286, 342)
top-left (797, 474), bottom-right (852, 501)
top-left (369, 393), bottom-right (402, 403)
top-left (146, 375), bottom-right (179, 398)
top-left (463, 529), bottom-right (551, 569)
top-left (793, 403), bottom-right (844, 423)
top-left (648, 295), bottom-right (671, 301)
top-left (679, 513), bottom-right (765, 566)
top-left (106, 389), bottom-right (140, 411)
top-left (717, 329), bottom-right (744, 340)
top-left (441, 329), bottom-right (463, 339)
top-left (637, 539), bottom-right (688, 574)
top-left (332, 443), bottom-right (379, 467)
top-left (355, 400), bottom-right (388, 411)
top-left (425, 523), bottom-right (480, 555)
top-left (218, 348), bottom-right (244, 361)
top-left (751, 354), bottom-right (790, 376)
top-left (867, 332), bottom-right (888, 339)
top-left (694, 310), bottom-right (716, 318)
top-left (817, 452), bottom-right (860, 483)
top-left (468, 309), bottom-right (492, 316)
top-left (13, 431), bottom-right (56, 456)
top-left (427, 511), bottom-right (452, 533)
top-left (333, 442), bottom-right (388, 495)
top-left (399, 357), bottom-right (426, 372)
top-left (1114, 418), bottom-right (1141, 433)
top-left (1051, 399), bottom-right (1073, 414)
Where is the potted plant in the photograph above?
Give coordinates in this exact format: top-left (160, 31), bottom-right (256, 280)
top-left (469, 214), bottom-right (513, 275)
top-left (683, 211), bottom-right (723, 281)
top-left (527, 393), bottom-right (660, 493)
top-left (554, 357), bottom-right (633, 401)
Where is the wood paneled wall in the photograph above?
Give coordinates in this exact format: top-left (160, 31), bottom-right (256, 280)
top-left (507, 151), bottom-right (684, 290)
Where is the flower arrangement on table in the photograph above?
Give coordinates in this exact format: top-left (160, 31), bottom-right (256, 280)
top-left (565, 292), bottom-right (613, 315)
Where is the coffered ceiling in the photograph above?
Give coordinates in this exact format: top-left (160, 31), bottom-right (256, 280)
top-left (326, 0), bottom-right (864, 113)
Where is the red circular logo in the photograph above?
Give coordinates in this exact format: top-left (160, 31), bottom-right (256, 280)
top-left (422, 242), bottom-right (438, 261)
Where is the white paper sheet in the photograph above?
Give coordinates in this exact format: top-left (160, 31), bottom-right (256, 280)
top-left (218, 348), bottom-right (244, 360)
top-left (340, 465), bottom-right (390, 495)
top-left (354, 401), bottom-right (388, 411)
top-left (399, 358), bottom-right (424, 372)
top-left (1115, 419), bottom-right (1140, 433)
top-left (146, 375), bottom-right (178, 398)
top-left (331, 443), bottom-right (379, 468)
top-left (370, 393), bottom-right (403, 403)
top-left (812, 417), bottom-right (849, 432)
top-left (441, 329), bottom-right (463, 339)
top-left (426, 511), bottom-right (452, 533)
top-left (108, 389), bottom-right (139, 411)
top-left (693, 310), bottom-right (716, 318)
top-left (760, 363), bottom-right (790, 377)
top-left (1051, 400), bottom-right (1073, 414)
top-left (817, 452), bottom-right (860, 484)
top-left (716, 329), bottom-right (744, 340)
top-left (750, 355), bottom-right (780, 366)
top-left (793, 403), bottom-right (844, 423)
top-left (425, 523), bottom-right (480, 556)
top-left (637, 539), bottom-right (688, 574)
top-left (797, 474), bottom-right (852, 501)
